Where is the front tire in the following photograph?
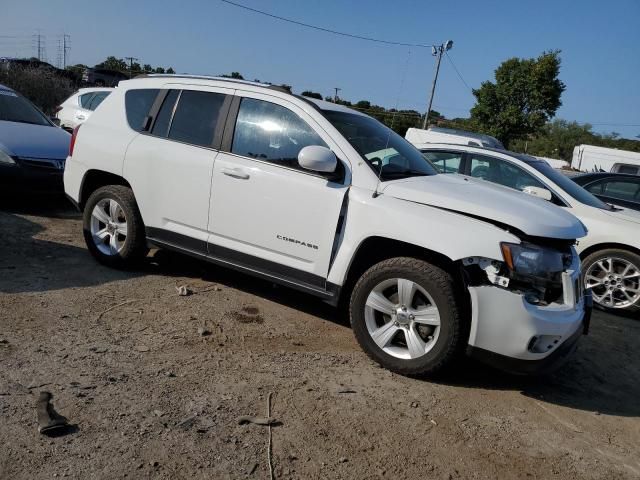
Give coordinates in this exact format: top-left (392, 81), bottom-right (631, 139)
top-left (82, 185), bottom-right (147, 268)
top-left (583, 249), bottom-right (640, 314)
top-left (350, 257), bottom-right (465, 376)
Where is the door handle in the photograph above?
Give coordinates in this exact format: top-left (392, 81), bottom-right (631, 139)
top-left (222, 167), bottom-right (250, 180)
top-left (76, 114), bottom-right (86, 120)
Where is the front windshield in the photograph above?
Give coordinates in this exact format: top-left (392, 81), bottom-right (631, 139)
top-left (0, 90), bottom-right (51, 126)
top-left (322, 110), bottom-right (438, 180)
top-left (528, 160), bottom-right (611, 210)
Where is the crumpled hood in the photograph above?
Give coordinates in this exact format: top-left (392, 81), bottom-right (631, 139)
top-left (0, 120), bottom-right (70, 160)
top-left (381, 174), bottom-right (587, 240)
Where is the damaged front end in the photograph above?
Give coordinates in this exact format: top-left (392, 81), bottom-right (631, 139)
top-left (460, 237), bottom-right (588, 373)
top-left (461, 238), bottom-right (580, 308)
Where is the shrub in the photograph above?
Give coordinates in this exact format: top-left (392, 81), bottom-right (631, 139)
top-left (0, 66), bottom-right (75, 115)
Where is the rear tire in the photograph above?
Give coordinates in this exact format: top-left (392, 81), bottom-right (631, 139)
top-left (350, 257), bottom-right (465, 376)
top-left (582, 248), bottom-right (640, 314)
top-left (82, 185), bottom-right (147, 268)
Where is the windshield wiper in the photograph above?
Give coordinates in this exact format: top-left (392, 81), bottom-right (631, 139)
top-left (381, 170), bottom-right (430, 179)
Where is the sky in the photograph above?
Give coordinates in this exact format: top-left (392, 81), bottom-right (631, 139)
top-left (2, 0), bottom-right (639, 139)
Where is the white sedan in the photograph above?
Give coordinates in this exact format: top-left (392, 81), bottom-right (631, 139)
top-left (56, 88), bottom-right (113, 131)
top-left (415, 143), bottom-right (640, 314)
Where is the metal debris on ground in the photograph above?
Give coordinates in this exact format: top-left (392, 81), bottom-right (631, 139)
top-left (176, 285), bottom-right (192, 296)
top-left (238, 392), bottom-right (277, 480)
top-left (36, 391), bottom-right (72, 436)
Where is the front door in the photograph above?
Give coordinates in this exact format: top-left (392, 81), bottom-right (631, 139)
top-left (208, 93), bottom-right (349, 288)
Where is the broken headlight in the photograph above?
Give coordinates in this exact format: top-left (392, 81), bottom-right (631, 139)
top-left (500, 242), bottom-right (567, 281)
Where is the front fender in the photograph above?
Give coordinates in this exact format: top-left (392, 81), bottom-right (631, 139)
top-left (327, 187), bottom-right (520, 286)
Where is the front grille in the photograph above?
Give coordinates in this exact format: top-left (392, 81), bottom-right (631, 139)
top-left (17, 157), bottom-right (65, 171)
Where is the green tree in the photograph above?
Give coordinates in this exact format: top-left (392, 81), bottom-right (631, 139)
top-left (166, 67), bottom-right (175, 74)
top-left (470, 51), bottom-right (565, 148)
top-left (95, 56), bottom-right (127, 71)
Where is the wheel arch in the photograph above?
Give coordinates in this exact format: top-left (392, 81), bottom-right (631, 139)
top-left (579, 242), bottom-right (640, 261)
top-left (79, 169), bottom-right (132, 211)
top-left (338, 236), bottom-right (470, 313)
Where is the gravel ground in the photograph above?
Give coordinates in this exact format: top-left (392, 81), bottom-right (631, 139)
top-left (1, 197), bottom-right (639, 480)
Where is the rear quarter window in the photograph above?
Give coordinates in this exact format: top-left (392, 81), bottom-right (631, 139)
top-left (125, 89), bottom-right (159, 131)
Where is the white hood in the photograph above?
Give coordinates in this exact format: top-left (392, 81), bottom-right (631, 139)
top-left (381, 174), bottom-right (587, 240)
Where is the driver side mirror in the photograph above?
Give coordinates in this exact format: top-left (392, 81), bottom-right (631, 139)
top-left (522, 186), bottom-right (552, 202)
top-left (50, 117), bottom-right (61, 127)
top-left (298, 145), bottom-right (337, 174)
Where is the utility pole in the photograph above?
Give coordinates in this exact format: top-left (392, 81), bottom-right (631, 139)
top-left (62, 34), bottom-right (70, 68)
top-left (423, 40), bottom-right (453, 129)
top-left (34, 31), bottom-right (42, 61)
top-left (124, 56), bottom-right (139, 78)
top-left (333, 87), bottom-right (341, 103)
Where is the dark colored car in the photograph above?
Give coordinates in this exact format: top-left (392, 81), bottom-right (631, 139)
top-left (571, 172), bottom-right (640, 211)
top-left (0, 84), bottom-right (71, 193)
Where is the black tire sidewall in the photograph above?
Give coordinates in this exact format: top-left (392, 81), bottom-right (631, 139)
top-left (82, 186), bottom-right (145, 268)
top-left (350, 258), bottom-right (462, 375)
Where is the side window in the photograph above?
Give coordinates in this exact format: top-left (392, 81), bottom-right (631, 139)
top-left (584, 182), bottom-right (604, 195)
top-left (125, 89), bottom-right (160, 132)
top-left (616, 165), bottom-right (640, 175)
top-left (600, 180), bottom-right (640, 201)
top-left (151, 90), bottom-right (180, 138)
top-left (422, 151), bottom-right (463, 173)
top-left (168, 90), bottom-right (225, 147)
top-left (231, 98), bottom-right (328, 170)
top-left (87, 91), bottom-right (109, 111)
top-left (79, 93), bottom-right (94, 109)
top-left (469, 155), bottom-right (544, 191)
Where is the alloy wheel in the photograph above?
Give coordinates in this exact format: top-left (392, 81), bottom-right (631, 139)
top-left (585, 257), bottom-right (640, 309)
top-left (364, 278), bottom-right (441, 360)
top-left (90, 198), bottom-right (128, 256)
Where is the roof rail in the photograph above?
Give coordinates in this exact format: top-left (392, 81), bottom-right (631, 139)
top-left (130, 74), bottom-right (326, 112)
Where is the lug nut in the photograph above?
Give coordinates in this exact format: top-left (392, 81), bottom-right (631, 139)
top-left (409, 314), bottom-right (415, 320)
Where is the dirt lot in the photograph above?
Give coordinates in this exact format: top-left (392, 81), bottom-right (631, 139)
top-left (1, 197), bottom-right (639, 480)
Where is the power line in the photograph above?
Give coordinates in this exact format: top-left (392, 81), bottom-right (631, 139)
top-left (220, 0), bottom-right (435, 48)
top-left (445, 52), bottom-right (473, 93)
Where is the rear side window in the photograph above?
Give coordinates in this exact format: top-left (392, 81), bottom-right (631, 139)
top-left (125, 89), bottom-right (159, 131)
top-left (231, 98), bottom-right (327, 170)
top-left (168, 90), bottom-right (225, 147)
top-left (79, 93), bottom-right (94, 109)
top-left (87, 91), bottom-right (109, 111)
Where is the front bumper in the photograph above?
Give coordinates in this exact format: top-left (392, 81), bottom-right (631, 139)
top-left (0, 157), bottom-right (65, 193)
top-left (466, 279), bottom-right (590, 375)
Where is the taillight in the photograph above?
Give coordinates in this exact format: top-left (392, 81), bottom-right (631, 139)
top-left (69, 125), bottom-right (80, 157)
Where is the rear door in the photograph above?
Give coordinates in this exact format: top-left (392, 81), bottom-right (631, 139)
top-left (207, 93), bottom-right (349, 288)
top-left (123, 85), bottom-right (232, 246)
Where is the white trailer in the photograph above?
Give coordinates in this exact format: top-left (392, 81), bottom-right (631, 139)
top-left (405, 127), bottom-right (505, 149)
top-left (571, 144), bottom-right (640, 174)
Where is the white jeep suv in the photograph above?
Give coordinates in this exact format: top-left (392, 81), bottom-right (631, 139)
top-left (64, 75), bottom-right (591, 375)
